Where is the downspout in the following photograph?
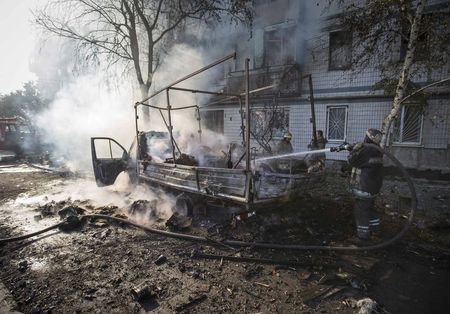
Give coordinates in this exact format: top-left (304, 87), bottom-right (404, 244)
top-left (245, 58), bottom-right (252, 204)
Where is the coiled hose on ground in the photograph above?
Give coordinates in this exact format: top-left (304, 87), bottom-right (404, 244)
top-left (1, 145), bottom-right (416, 252)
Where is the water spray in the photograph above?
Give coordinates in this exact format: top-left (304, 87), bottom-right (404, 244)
top-left (254, 142), bottom-right (354, 163)
top-left (255, 148), bottom-right (331, 162)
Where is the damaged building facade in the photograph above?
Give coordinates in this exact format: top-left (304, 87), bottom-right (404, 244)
top-left (201, 0), bottom-right (450, 173)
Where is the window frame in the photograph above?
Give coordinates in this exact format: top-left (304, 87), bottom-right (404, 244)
top-left (391, 104), bottom-right (424, 146)
top-left (326, 106), bottom-right (348, 142)
top-left (328, 30), bottom-right (352, 71)
top-left (263, 21), bottom-right (297, 67)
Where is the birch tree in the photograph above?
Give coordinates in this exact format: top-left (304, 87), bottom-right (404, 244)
top-left (329, 0), bottom-right (450, 146)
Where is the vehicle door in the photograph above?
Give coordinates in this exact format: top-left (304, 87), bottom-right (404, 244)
top-left (91, 137), bottom-right (129, 186)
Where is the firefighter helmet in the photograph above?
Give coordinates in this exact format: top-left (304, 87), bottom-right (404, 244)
top-left (283, 132), bottom-right (292, 140)
top-left (365, 128), bottom-right (382, 145)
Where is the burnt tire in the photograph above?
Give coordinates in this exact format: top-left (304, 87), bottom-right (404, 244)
top-left (174, 194), bottom-right (194, 217)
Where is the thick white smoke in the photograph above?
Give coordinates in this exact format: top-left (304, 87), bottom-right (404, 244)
top-left (36, 74), bottom-right (136, 171)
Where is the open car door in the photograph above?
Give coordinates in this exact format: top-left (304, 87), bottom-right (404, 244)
top-left (91, 137), bottom-right (129, 186)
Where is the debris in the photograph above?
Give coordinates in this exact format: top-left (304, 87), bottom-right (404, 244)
top-left (59, 215), bottom-right (83, 231)
top-left (254, 282), bottom-right (270, 288)
top-left (165, 213), bottom-right (192, 230)
top-left (89, 220), bottom-right (109, 228)
top-left (174, 294), bottom-right (207, 313)
top-left (154, 255), bottom-right (167, 266)
top-left (356, 297), bottom-right (377, 314)
top-left (298, 270), bottom-right (312, 280)
top-left (99, 229), bottom-right (111, 239)
top-left (335, 271), bottom-right (353, 280)
top-left (129, 200), bottom-right (158, 217)
top-left (341, 255), bottom-right (379, 271)
top-left (131, 282), bottom-right (156, 302)
top-left (18, 260), bottom-right (28, 272)
top-left (96, 205), bottom-right (118, 215)
top-left (58, 206), bottom-right (84, 219)
top-left (318, 286), bottom-right (345, 301)
top-left (244, 265), bottom-right (264, 280)
top-left (301, 285), bottom-right (333, 303)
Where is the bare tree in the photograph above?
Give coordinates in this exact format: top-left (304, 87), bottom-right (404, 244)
top-left (328, 0), bottom-right (450, 146)
top-left (34, 0), bottom-right (252, 116)
top-left (250, 98), bottom-right (289, 155)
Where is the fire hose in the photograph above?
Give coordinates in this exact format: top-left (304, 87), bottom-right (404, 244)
top-left (1, 144), bottom-right (416, 252)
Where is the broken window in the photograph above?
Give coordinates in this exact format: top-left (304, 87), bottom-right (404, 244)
top-left (392, 104), bottom-right (423, 144)
top-left (263, 25), bottom-right (296, 67)
top-left (201, 110), bottom-right (224, 134)
top-left (327, 106), bottom-right (347, 141)
top-left (329, 31), bottom-right (352, 70)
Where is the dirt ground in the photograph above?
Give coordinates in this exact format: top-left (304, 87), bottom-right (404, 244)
top-left (0, 164), bottom-right (449, 314)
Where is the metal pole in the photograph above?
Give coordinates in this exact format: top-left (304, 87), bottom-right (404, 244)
top-left (196, 107), bottom-right (202, 142)
top-left (134, 104), bottom-right (140, 160)
top-left (166, 89), bottom-right (177, 164)
top-left (238, 98), bottom-right (246, 146)
top-left (139, 52), bottom-right (236, 104)
top-left (308, 74), bottom-right (318, 147)
top-left (245, 58), bottom-right (251, 172)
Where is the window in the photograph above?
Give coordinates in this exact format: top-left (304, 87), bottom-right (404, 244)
top-left (327, 106), bottom-right (347, 141)
top-left (263, 25), bottom-right (296, 66)
top-left (399, 14), bottom-right (433, 62)
top-left (329, 31), bottom-right (352, 70)
top-left (392, 105), bottom-right (423, 144)
top-left (399, 30), bottom-right (428, 62)
top-left (201, 110), bottom-right (224, 134)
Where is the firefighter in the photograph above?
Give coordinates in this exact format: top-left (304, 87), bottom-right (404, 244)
top-left (308, 130), bottom-right (328, 150)
top-left (348, 128), bottom-right (383, 240)
top-left (276, 131), bottom-right (293, 154)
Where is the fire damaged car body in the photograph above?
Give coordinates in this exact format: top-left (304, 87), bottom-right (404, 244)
top-left (91, 54), bottom-right (324, 215)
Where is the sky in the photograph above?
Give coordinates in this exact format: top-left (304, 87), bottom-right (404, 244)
top-left (0, 0), bottom-right (39, 94)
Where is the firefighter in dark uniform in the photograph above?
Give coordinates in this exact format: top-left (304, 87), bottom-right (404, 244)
top-left (276, 131), bottom-right (293, 154)
top-left (348, 129), bottom-right (383, 240)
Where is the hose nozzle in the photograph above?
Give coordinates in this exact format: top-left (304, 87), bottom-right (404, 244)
top-left (330, 142), bottom-right (353, 152)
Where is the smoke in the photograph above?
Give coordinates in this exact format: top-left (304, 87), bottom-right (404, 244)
top-left (36, 74), bottom-right (136, 171)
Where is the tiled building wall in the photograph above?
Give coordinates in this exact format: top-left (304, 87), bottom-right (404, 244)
top-left (205, 0), bottom-right (450, 171)
top-left (211, 96), bottom-right (450, 169)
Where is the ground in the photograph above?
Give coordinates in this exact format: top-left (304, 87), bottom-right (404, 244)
top-left (0, 164), bottom-right (449, 314)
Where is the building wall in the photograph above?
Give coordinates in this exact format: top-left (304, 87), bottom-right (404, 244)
top-left (204, 0), bottom-right (450, 172)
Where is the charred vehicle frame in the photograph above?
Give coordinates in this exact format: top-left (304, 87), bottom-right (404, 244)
top-left (91, 53), bottom-right (323, 216)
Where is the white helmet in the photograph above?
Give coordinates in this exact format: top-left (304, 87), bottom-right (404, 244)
top-left (365, 128), bottom-right (382, 145)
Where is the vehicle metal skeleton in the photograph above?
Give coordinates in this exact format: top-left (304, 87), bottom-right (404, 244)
top-left (91, 54), bottom-right (323, 215)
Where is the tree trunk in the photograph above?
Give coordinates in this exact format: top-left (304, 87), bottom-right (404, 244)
top-left (139, 83), bottom-right (150, 123)
top-left (380, 0), bottom-right (427, 147)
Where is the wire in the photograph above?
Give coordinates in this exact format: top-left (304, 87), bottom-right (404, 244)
top-left (0, 222), bottom-right (65, 244)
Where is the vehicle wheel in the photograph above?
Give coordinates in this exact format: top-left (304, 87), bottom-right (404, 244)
top-left (174, 194), bottom-right (194, 217)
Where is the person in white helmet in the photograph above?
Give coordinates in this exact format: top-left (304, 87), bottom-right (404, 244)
top-left (276, 131), bottom-right (293, 154)
top-left (347, 128), bottom-right (384, 240)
